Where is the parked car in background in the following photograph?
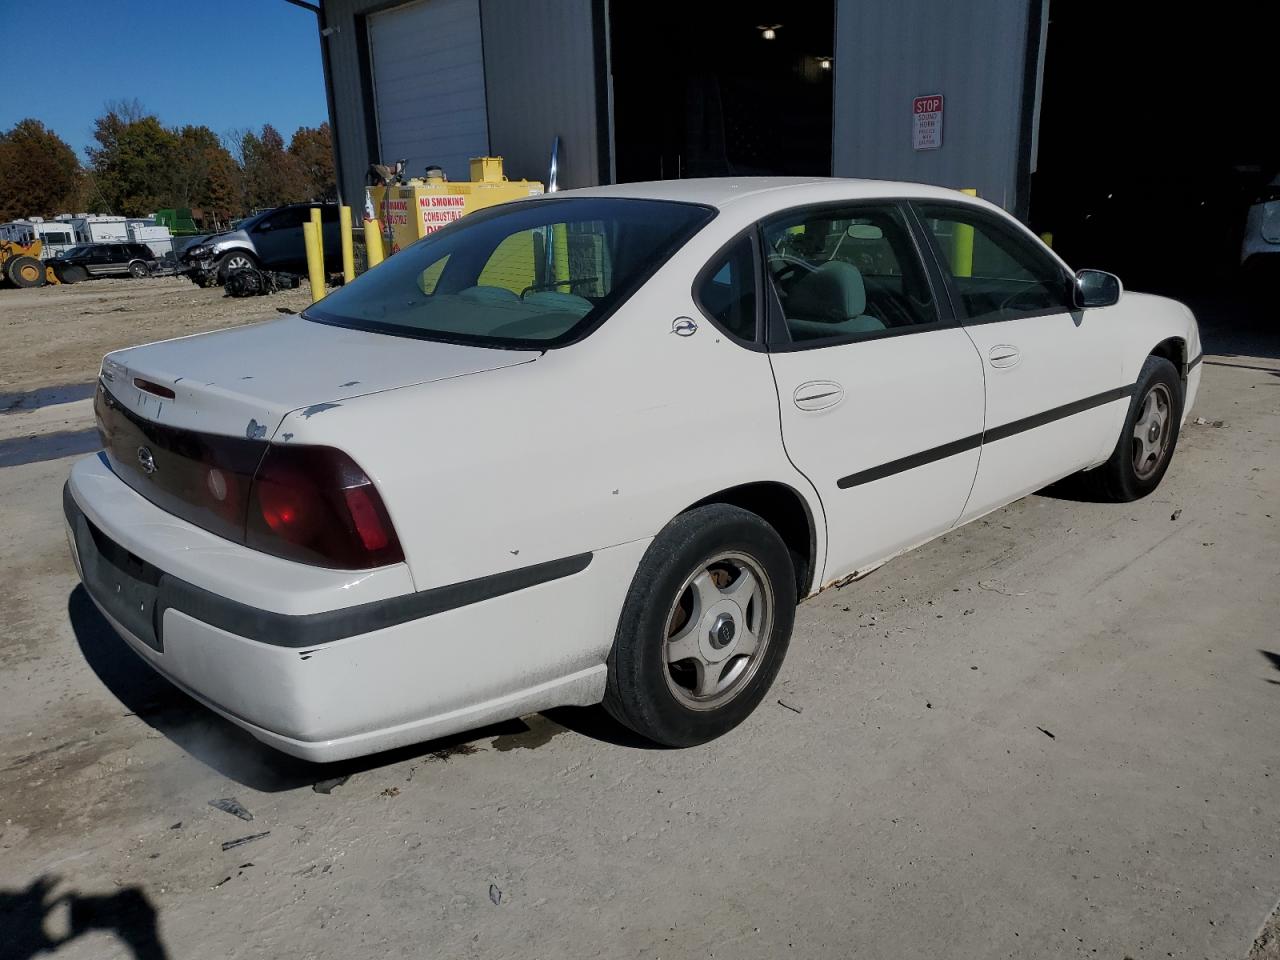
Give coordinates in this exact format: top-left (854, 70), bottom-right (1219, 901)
top-left (52, 243), bottom-right (158, 283)
top-left (1241, 175), bottom-right (1279, 282)
top-left (65, 178), bottom-right (1202, 762)
top-left (179, 203), bottom-right (341, 286)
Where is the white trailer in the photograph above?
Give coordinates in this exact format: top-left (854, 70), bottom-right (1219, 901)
top-left (0, 219), bottom-right (78, 259)
top-left (71, 215), bottom-right (129, 243)
top-left (127, 223), bottom-right (175, 260)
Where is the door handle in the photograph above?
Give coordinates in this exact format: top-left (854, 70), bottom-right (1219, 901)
top-left (794, 380), bottom-right (844, 411)
top-left (988, 345), bottom-right (1020, 368)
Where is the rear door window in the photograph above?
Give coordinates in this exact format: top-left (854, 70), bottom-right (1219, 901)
top-left (761, 203), bottom-right (940, 346)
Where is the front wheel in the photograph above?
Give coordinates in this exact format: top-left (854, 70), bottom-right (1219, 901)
top-left (57, 264), bottom-right (89, 284)
top-left (128, 260), bottom-right (150, 278)
top-left (604, 504), bottom-right (796, 747)
top-left (1081, 355), bottom-right (1183, 501)
top-left (6, 255), bottom-right (45, 288)
top-left (216, 251), bottom-right (257, 283)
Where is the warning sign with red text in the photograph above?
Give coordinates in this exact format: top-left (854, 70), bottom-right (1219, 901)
top-left (419, 195), bottom-right (467, 235)
top-left (912, 95), bottom-right (944, 151)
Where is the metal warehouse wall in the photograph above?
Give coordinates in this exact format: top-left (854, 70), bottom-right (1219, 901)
top-left (832, 0), bottom-right (1046, 216)
top-left (480, 0), bottom-right (603, 189)
top-left (321, 0), bottom-right (378, 206)
top-left (321, 0), bottom-right (602, 206)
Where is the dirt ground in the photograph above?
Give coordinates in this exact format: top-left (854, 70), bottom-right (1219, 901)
top-left (0, 277), bottom-right (315, 399)
top-left (0, 278), bottom-right (1277, 960)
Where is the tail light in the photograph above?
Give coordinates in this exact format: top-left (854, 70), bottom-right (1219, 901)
top-left (246, 445), bottom-right (404, 569)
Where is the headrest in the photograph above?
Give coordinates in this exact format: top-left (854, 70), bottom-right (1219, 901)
top-left (786, 261), bottom-right (867, 321)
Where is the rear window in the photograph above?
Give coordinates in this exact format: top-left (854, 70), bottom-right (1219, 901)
top-left (306, 197), bottom-right (715, 349)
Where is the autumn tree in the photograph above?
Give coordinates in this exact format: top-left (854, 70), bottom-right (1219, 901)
top-left (88, 105), bottom-right (180, 216)
top-left (239, 124), bottom-right (303, 211)
top-left (288, 123), bottom-right (336, 201)
top-left (0, 119), bottom-right (84, 220)
top-left (172, 125), bottom-right (241, 216)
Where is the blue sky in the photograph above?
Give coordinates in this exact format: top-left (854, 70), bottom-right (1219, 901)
top-left (5, 0), bottom-right (328, 159)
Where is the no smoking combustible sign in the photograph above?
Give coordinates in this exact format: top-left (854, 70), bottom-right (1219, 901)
top-left (913, 95), bottom-right (944, 151)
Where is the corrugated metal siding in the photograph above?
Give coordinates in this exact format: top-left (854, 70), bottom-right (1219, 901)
top-left (368, 0), bottom-right (489, 182)
top-left (322, 0), bottom-right (378, 207)
top-left (479, 0), bottom-right (601, 188)
top-left (322, 0), bottom-right (601, 203)
top-left (832, 0), bottom-right (1034, 213)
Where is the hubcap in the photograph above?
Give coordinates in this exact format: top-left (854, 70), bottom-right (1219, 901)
top-left (1132, 382), bottom-right (1173, 480)
top-left (662, 551), bottom-right (773, 710)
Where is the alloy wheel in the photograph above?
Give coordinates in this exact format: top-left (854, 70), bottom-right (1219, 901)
top-left (662, 551), bottom-right (774, 711)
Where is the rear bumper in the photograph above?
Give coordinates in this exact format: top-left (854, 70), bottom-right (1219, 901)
top-left (65, 456), bottom-right (639, 761)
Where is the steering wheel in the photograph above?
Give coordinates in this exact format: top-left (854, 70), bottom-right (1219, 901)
top-left (766, 254), bottom-right (817, 289)
top-left (519, 277), bottom-right (601, 299)
top-left (995, 284), bottom-right (1050, 314)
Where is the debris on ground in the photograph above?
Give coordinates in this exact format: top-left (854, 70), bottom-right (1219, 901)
top-left (489, 883), bottom-right (502, 905)
top-left (213, 875), bottom-right (232, 889)
top-left (427, 743), bottom-right (481, 763)
top-left (209, 797), bottom-right (253, 821)
top-left (312, 776), bottom-right (350, 794)
top-left (221, 831), bottom-right (270, 852)
top-left (1171, 509), bottom-right (1183, 521)
top-left (777, 699), bottom-right (803, 714)
top-left (1037, 726), bottom-right (1056, 740)
top-left (169, 822), bottom-right (182, 830)
top-left (926, 702), bottom-right (933, 709)
top-left (978, 580), bottom-right (1027, 597)
top-left (381, 787), bottom-right (400, 798)
top-left (1192, 416), bottom-right (1225, 427)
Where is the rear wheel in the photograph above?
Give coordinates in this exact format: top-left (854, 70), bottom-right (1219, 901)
top-left (6, 255), bottom-right (45, 288)
top-left (1080, 355), bottom-right (1183, 501)
top-left (604, 504), bottom-right (796, 746)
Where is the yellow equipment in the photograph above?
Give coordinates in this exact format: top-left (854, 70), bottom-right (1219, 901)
top-left (0, 237), bottom-right (58, 288)
top-left (368, 156), bottom-right (543, 257)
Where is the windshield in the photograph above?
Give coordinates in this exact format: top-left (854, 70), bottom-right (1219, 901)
top-left (305, 197), bottom-right (715, 348)
top-left (62, 245), bottom-right (91, 258)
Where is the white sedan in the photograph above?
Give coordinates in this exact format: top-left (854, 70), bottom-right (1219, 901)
top-left (65, 178), bottom-right (1202, 761)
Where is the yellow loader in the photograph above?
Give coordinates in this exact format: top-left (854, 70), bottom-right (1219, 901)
top-left (0, 237), bottom-right (58, 288)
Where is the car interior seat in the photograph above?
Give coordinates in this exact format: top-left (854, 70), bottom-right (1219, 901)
top-left (784, 261), bottom-right (886, 340)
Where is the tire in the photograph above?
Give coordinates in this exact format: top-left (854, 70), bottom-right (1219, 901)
top-left (1080, 355), bottom-right (1183, 502)
top-left (216, 251), bottom-right (257, 283)
top-left (604, 504), bottom-right (797, 747)
top-left (58, 264), bottom-right (89, 284)
top-left (128, 260), bottom-right (150, 278)
top-left (6, 255), bottom-right (45, 288)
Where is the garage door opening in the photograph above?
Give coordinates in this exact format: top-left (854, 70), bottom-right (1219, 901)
top-left (609, 3), bottom-right (835, 183)
top-left (1029, 1), bottom-right (1279, 294)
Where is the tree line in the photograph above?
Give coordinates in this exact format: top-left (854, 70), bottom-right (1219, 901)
top-left (0, 100), bottom-right (335, 227)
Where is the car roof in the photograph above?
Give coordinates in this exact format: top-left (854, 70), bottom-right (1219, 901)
top-left (553, 176), bottom-right (994, 211)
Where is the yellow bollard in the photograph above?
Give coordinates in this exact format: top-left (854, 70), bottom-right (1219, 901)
top-left (303, 220), bottom-right (325, 302)
top-left (553, 223), bottom-right (569, 287)
top-left (364, 218), bottom-right (385, 268)
top-left (339, 206), bottom-right (355, 283)
top-left (952, 187), bottom-right (978, 277)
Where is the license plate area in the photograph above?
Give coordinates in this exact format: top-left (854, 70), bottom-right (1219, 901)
top-left (74, 511), bottom-right (163, 652)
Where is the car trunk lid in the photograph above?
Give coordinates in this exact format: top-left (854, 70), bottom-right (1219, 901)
top-left (101, 314), bottom-right (538, 440)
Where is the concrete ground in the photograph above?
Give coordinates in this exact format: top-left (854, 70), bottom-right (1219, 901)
top-left (0, 280), bottom-right (1277, 959)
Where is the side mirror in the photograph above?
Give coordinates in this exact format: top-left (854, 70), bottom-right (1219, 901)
top-left (1074, 269), bottom-right (1122, 309)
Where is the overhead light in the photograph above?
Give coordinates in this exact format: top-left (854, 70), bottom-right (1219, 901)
top-left (758, 23), bottom-right (781, 40)
top-left (818, 57), bottom-right (832, 70)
